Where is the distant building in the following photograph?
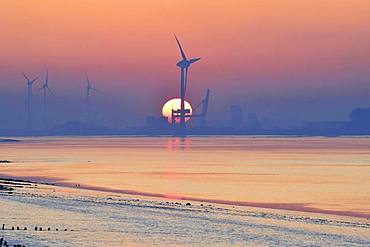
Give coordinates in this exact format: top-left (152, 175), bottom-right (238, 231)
top-left (306, 121), bottom-right (348, 131)
top-left (146, 116), bottom-right (169, 129)
top-left (230, 105), bottom-right (242, 128)
top-left (349, 107), bottom-right (370, 131)
top-left (246, 112), bottom-right (262, 130)
top-left (51, 121), bottom-right (111, 135)
top-left (302, 107), bottom-right (370, 135)
top-left (350, 108), bottom-right (370, 123)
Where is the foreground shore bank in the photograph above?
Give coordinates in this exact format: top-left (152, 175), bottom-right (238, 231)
top-left (1, 178), bottom-right (369, 246)
top-left (1, 175), bottom-right (369, 220)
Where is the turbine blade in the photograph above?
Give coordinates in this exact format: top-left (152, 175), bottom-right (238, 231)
top-left (174, 35), bottom-right (187, 61)
top-left (45, 69), bottom-right (49, 85)
top-left (85, 73), bottom-right (90, 87)
top-left (22, 73), bottom-right (30, 82)
top-left (47, 86), bottom-right (55, 96)
top-left (189, 58), bottom-right (201, 64)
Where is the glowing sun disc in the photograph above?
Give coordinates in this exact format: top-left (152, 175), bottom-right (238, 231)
top-left (162, 98), bottom-right (192, 124)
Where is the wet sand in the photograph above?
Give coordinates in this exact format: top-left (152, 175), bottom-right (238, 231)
top-left (3, 175), bottom-right (369, 219)
top-left (1, 178), bottom-right (369, 246)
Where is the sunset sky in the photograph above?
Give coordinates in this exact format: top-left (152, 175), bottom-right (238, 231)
top-left (1, 0), bottom-right (370, 128)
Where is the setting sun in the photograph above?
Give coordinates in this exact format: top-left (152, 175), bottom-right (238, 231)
top-left (162, 98), bottom-right (192, 124)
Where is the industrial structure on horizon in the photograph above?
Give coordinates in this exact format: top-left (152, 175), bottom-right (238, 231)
top-left (169, 35), bottom-right (210, 130)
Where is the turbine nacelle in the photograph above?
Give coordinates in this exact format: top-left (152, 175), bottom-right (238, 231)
top-left (22, 73), bottom-right (39, 86)
top-left (40, 84), bottom-right (54, 95)
top-left (174, 34), bottom-right (200, 69)
top-left (86, 74), bottom-right (98, 92)
top-left (39, 70), bottom-right (54, 95)
top-left (87, 85), bottom-right (98, 92)
top-left (176, 57), bottom-right (201, 68)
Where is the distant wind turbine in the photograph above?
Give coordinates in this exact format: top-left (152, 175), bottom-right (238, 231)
top-left (174, 35), bottom-right (200, 127)
top-left (85, 73), bottom-right (98, 123)
top-left (22, 73), bottom-right (39, 129)
top-left (39, 69), bottom-right (54, 129)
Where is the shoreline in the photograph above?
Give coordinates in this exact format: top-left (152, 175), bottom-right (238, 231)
top-left (1, 175), bottom-right (369, 220)
top-left (2, 177), bottom-right (369, 247)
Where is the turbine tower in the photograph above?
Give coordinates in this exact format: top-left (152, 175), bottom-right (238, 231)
top-left (174, 35), bottom-right (200, 127)
top-left (39, 69), bottom-right (54, 129)
top-left (85, 73), bottom-right (98, 124)
top-left (22, 73), bottom-right (39, 130)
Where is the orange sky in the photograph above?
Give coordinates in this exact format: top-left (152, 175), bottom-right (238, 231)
top-left (2, 1), bottom-right (369, 77)
top-left (1, 0), bottom-right (370, 127)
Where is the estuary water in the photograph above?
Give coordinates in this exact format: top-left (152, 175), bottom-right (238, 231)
top-left (0, 136), bottom-right (370, 246)
top-left (0, 136), bottom-right (369, 218)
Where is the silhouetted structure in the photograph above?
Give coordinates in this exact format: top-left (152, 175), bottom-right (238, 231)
top-left (191, 89), bottom-right (210, 127)
top-left (22, 73), bottom-right (39, 129)
top-left (174, 35), bottom-right (200, 128)
top-left (51, 121), bottom-right (111, 135)
top-left (349, 107), bottom-right (370, 131)
top-left (306, 121), bottom-right (347, 131)
top-left (39, 69), bottom-right (54, 130)
top-left (230, 105), bottom-right (242, 128)
top-left (85, 74), bottom-right (98, 124)
top-left (351, 108), bottom-right (370, 122)
top-left (246, 112), bottom-right (262, 130)
top-left (146, 116), bottom-right (169, 130)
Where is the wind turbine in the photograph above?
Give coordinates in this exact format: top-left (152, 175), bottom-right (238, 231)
top-left (85, 73), bottom-right (98, 123)
top-left (22, 73), bottom-right (39, 130)
top-left (39, 69), bottom-right (54, 129)
top-left (174, 35), bottom-right (200, 127)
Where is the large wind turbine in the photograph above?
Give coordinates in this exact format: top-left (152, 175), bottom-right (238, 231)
top-left (85, 73), bottom-right (98, 123)
top-left (174, 35), bottom-right (200, 127)
top-left (22, 73), bottom-right (39, 129)
top-left (39, 69), bottom-right (54, 129)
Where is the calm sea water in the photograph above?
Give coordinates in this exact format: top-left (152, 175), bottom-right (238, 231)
top-left (0, 136), bottom-right (370, 217)
top-left (1, 136), bottom-right (370, 246)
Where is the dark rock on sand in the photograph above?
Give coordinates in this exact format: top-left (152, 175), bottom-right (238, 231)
top-left (0, 184), bottom-right (13, 191)
top-left (0, 139), bottom-right (20, 143)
